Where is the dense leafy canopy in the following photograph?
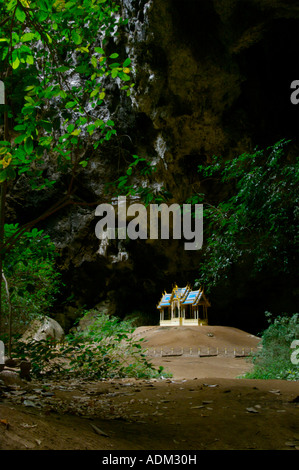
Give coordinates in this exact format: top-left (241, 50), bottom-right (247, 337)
top-left (0, 0), bottom-right (169, 358)
top-left (0, 0), bottom-right (135, 337)
top-left (189, 140), bottom-right (299, 289)
top-left (0, 0), bottom-right (133, 189)
top-left (1, 224), bottom-right (60, 336)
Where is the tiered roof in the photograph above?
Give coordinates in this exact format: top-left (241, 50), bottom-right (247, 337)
top-left (157, 284), bottom-right (210, 309)
top-left (158, 293), bottom-right (172, 307)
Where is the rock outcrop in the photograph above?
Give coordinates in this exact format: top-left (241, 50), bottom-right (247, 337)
top-left (21, 316), bottom-right (65, 343)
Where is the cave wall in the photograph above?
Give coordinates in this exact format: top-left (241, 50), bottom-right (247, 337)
top-left (8, 0), bottom-right (299, 333)
top-left (116, 0), bottom-right (299, 333)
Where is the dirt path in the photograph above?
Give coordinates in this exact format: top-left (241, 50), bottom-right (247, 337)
top-left (0, 326), bottom-right (298, 451)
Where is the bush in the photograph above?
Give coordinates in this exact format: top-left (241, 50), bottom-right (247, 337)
top-left (245, 312), bottom-right (299, 380)
top-left (193, 139), bottom-right (298, 289)
top-left (14, 310), bottom-right (168, 380)
top-left (1, 224), bottom-right (61, 338)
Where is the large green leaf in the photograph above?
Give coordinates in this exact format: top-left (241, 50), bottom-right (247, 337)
top-left (0, 170), bottom-right (7, 183)
top-left (15, 7), bottom-right (26, 23)
top-left (21, 33), bottom-right (35, 42)
top-left (25, 137), bottom-right (34, 155)
top-left (71, 30), bottom-right (82, 45)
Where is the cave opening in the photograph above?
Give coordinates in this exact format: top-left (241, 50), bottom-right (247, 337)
top-left (53, 4), bottom-right (298, 336)
top-left (227, 18), bottom-right (299, 148)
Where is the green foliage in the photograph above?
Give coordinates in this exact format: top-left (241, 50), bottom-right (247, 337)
top-left (13, 336), bottom-right (62, 376)
top-left (1, 224), bottom-right (60, 336)
top-left (245, 312), bottom-right (299, 381)
top-left (106, 154), bottom-right (171, 205)
top-left (14, 310), bottom-right (168, 379)
top-left (192, 140), bottom-right (299, 288)
top-left (64, 310), bottom-right (163, 379)
top-left (0, 0), bottom-right (133, 188)
top-left (0, 0), bottom-right (135, 338)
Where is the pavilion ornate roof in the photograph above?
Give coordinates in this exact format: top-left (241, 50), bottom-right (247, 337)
top-left (157, 284), bottom-right (210, 309)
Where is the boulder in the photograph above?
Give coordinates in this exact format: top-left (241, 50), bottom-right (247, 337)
top-left (21, 316), bottom-right (64, 343)
top-left (0, 370), bottom-right (27, 387)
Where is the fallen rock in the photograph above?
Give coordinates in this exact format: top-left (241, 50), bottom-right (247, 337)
top-left (0, 370), bottom-right (27, 387)
top-left (246, 407), bottom-right (259, 413)
top-left (5, 358), bottom-right (19, 368)
top-left (21, 316), bottom-right (64, 343)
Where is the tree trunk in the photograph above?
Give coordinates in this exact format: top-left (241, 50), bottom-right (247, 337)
top-left (2, 270), bottom-right (11, 357)
top-left (0, 84), bottom-right (9, 337)
top-left (0, 181), bottom-right (6, 337)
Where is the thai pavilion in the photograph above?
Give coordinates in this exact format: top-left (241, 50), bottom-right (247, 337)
top-left (157, 284), bottom-right (210, 326)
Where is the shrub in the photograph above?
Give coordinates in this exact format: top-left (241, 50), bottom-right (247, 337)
top-left (245, 312), bottom-right (299, 380)
top-left (14, 310), bottom-right (168, 380)
top-left (192, 140), bottom-right (298, 289)
top-left (1, 225), bottom-right (61, 342)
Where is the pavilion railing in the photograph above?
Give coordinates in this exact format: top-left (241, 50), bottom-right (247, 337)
top-left (144, 346), bottom-right (257, 358)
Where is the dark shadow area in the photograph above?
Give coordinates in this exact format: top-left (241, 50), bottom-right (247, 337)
top-left (225, 18), bottom-right (299, 148)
